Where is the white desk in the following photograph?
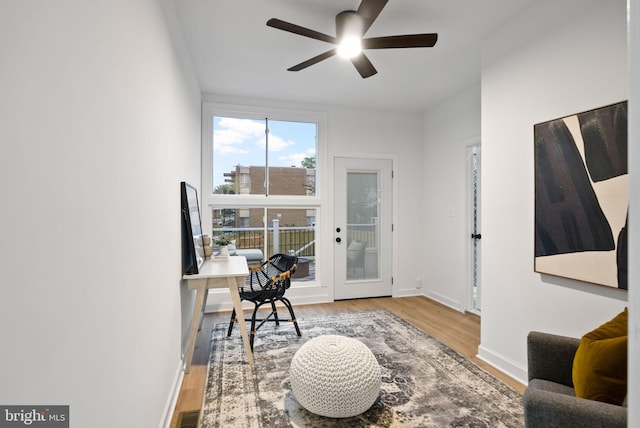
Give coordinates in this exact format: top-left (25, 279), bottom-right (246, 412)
top-left (183, 256), bottom-right (253, 373)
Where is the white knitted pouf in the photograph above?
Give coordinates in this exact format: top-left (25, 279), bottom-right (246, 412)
top-left (290, 335), bottom-right (381, 418)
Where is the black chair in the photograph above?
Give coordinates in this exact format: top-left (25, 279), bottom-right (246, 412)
top-left (227, 253), bottom-right (301, 350)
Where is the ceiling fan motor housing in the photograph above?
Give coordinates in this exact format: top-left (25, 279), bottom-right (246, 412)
top-left (336, 10), bottom-right (364, 39)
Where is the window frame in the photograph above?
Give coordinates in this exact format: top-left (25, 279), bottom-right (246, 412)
top-left (201, 102), bottom-right (326, 279)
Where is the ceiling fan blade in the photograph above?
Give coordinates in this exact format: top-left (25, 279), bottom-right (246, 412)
top-left (288, 49), bottom-right (337, 72)
top-left (362, 33), bottom-right (438, 49)
top-left (356, 0), bottom-right (389, 35)
top-left (267, 18), bottom-right (338, 44)
top-left (351, 52), bottom-right (377, 78)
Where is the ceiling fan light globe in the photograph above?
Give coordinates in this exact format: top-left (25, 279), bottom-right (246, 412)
top-left (337, 37), bottom-right (362, 58)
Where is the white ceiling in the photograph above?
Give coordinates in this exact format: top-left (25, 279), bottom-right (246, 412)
top-left (172, 0), bottom-right (536, 112)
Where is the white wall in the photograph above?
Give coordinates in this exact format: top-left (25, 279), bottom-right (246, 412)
top-left (199, 94), bottom-right (425, 308)
top-left (0, 1), bottom-right (201, 427)
top-left (479, 0), bottom-right (628, 382)
top-left (327, 105), bottom-right (425, 298)
top-left (422, 86), bottom-right (481, 310)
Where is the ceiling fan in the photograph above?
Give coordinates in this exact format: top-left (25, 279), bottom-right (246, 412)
top-left (266, 0), bottom-right (438, 78)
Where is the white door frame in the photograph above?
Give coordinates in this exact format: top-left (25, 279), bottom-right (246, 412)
top-left (330, 153), bottom-right (398, 300)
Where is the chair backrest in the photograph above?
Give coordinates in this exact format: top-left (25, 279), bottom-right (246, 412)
top-left (245, 253), bottom-right (298, 294)
top-left (267, 253), bottom-right (298, 275)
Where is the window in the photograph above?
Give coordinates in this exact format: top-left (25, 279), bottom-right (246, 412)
top-left (202, 103), bottom-right (325, 284)
top-left (207, 206), bottom-right (317, 281)
top-left (212, 117), bottom-right (317, 196)
top-left (239, 172), bottom-right (250, 190)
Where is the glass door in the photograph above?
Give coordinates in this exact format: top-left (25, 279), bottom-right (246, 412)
top-left (468, 145), bottom-right (481, 313)
top-left (334, 157), bottom-right (393, 300)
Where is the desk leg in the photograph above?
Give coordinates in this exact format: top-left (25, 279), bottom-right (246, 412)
top-left (184, 280), bottom-right (207, 374)
top-left (228, 277), bottom-right (254, 366)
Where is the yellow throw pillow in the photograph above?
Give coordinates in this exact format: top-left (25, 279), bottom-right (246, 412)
top-left (572, 308), bottom-right (627, 405)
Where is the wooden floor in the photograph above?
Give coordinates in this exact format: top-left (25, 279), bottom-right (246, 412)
top-left (170, 296), bottom-right (525, 427)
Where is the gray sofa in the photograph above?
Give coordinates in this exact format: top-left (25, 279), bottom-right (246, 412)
top-left (524, 331), bottom-right (627, 428)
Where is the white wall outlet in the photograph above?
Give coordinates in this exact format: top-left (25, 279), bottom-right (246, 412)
top-left (415, 278), bottom-right (422, 289)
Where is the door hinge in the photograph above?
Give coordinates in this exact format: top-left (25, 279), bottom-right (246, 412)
top-left (391, 223), bottom-right (394, 232)
top-left (391, 277), bottom-right (394, 285)
top-left (392, 170), bottom-right (394, 179)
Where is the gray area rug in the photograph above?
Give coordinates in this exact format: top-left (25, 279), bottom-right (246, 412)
top-left (200, 309), bottom-right (523, 427)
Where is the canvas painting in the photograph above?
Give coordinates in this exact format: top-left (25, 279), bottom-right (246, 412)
top-left (534, 101), bottom-right (628, 289)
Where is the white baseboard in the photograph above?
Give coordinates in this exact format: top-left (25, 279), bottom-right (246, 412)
top-left (159, 359), bottom-right (185, 428)
top-left (204, 286), bottom-right (332, 313)
top-left (394, 288), bottom-right (424, 298)
top-left (421, 289), bottom-right (465, 313)
top-left (477, 344), bottom-right (528, 386)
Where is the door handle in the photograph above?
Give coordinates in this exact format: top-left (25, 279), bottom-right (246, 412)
top-left (471, 234), bottom-right (482, 240)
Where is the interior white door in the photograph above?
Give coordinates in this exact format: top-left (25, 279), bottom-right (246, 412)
top-left (334, 157), bottom-right (393, 300)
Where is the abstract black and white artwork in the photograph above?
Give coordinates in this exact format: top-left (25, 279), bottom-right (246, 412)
top-left (534, 101), bottom-right (628, 290)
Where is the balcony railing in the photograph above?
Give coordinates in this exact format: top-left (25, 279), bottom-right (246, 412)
top-left (212, 224), bottom-right (316, 257)
top-left (212, 222), bottom-right (376, 258)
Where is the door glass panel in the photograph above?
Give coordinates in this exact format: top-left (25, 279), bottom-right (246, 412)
top-left (470, 145), bottom-right (481, 311)
top-left (346, 172), bottom-right (379, 280)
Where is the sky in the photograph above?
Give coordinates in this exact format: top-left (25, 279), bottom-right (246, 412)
top-left (212, 116), bottom-right (317, 190)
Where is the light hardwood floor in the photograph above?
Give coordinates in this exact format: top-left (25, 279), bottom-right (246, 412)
top-left (170, 296), bottom-right (525, 427)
